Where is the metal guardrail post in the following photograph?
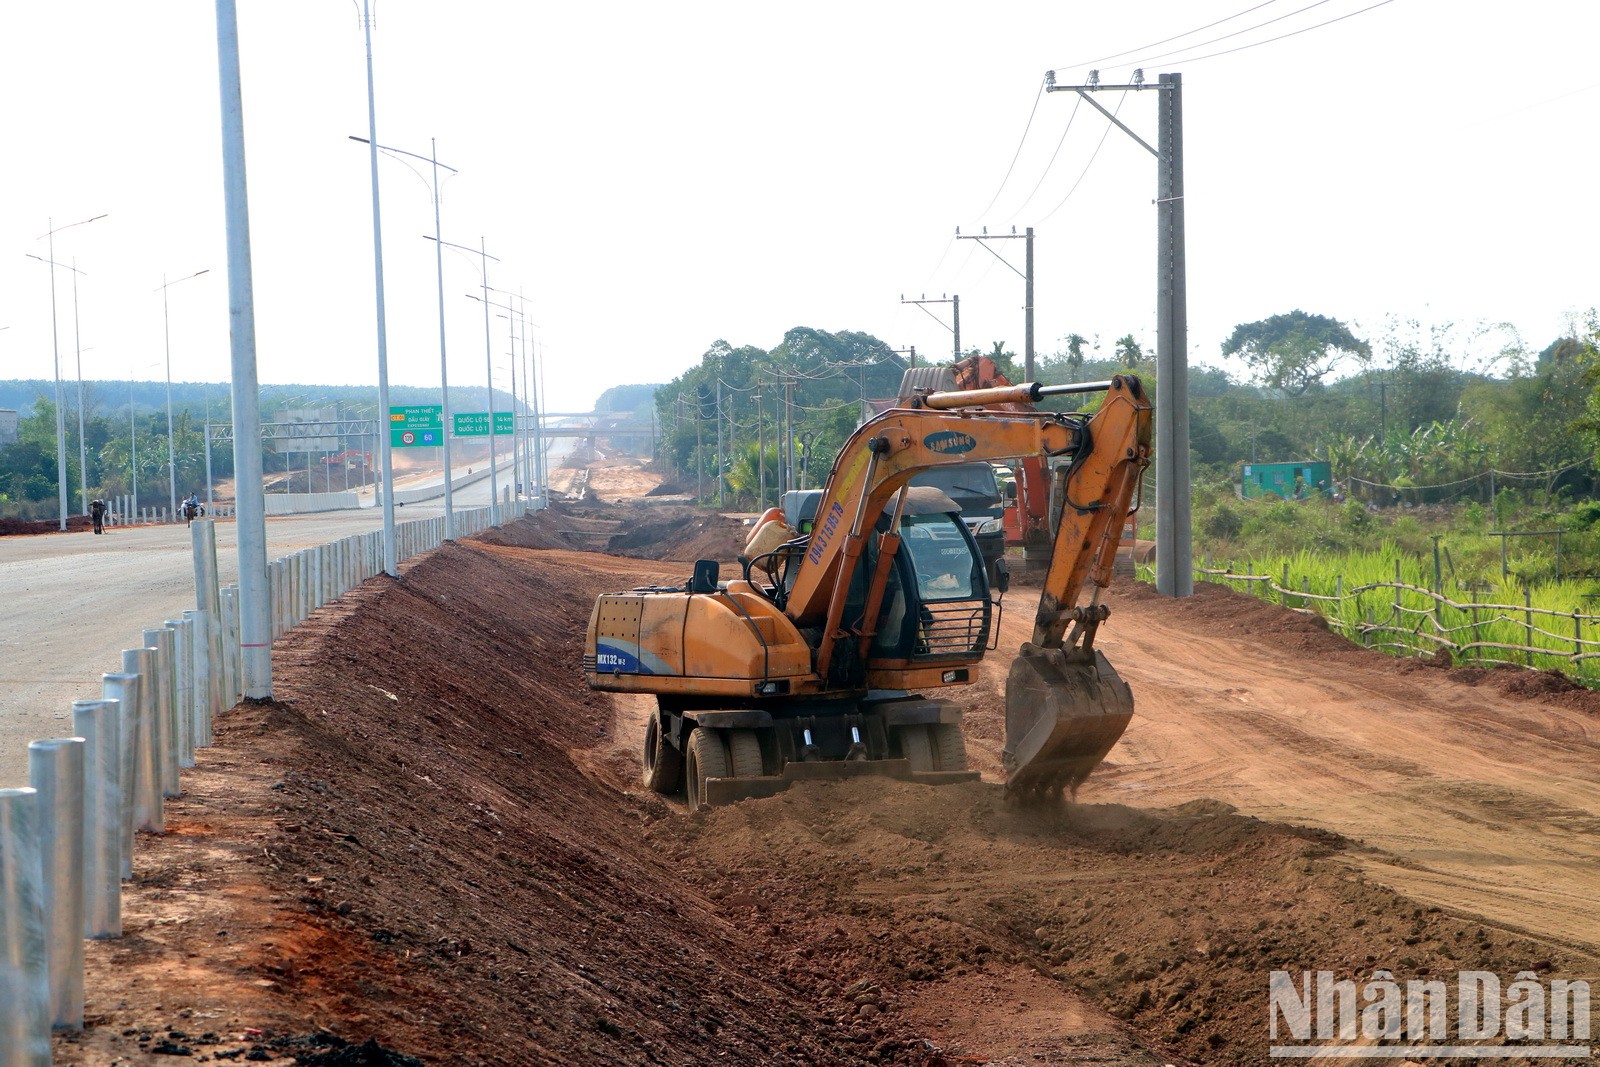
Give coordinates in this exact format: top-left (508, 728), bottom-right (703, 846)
top-left (191, 519), bottom-right (224, 721)
top-left (184, 609), bottom-right (213, 749)
top-left (0, 786), bottom-right (49, 1065)
top-left (121, 649), bottom-right (163, 835)
top-left (71, 700), bottom-right (122, 939)
top-left (220, 586), bottom-right (240, 703)
top-left (29, 737), bottom-right (86, 1030)
top-left (142, 628), bottom-right (180, 798)
top-left (101, 674), bottom-right (141, 877)
top-left (165, 618), bottom-right (195, 769)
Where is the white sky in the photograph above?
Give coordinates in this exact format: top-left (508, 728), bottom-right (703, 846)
top-left (1, 1), bottom-right (1595, 413)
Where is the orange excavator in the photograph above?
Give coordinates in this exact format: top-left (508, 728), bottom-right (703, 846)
top-left (584, 375), bottom-right (1152, 808)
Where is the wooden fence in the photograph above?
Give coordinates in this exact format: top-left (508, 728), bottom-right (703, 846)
top-left (1192, 559), bottom-right (1600, 684)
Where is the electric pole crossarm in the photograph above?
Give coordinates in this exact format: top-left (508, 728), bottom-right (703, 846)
top-left (907, 301), bottom-right (952, 333)
top-left (1070, 89), bottom-right (1157, 157)
top-left (955, 234), bottom-right (1027, 280)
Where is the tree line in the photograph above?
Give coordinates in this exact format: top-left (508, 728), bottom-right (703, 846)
top-left (655, 310), bottom-right (1600, 511)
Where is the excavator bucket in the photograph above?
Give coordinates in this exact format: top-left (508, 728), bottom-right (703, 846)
top-left (1003, 642), bottom-right (1133, 799)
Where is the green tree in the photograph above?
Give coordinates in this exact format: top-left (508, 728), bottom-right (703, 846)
top-left (1063, 333), bottom-right (1087, 378)
top-left (1114, 334), bottom-right (1144, 371)
top-left (1221, 310), bottom-right (1369, 397)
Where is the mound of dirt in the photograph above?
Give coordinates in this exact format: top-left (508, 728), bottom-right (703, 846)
top-left (1124, 578), bottom-right (1600, 716)
top-left (645, 481), bottom-right (685, 497)
top-left (0, 514), bottom-right (93, 536)
top-left (661, 772), bottom-right (1592, 1065)
top-left (484, 502), bottom-right (747, 564)
top-left (1115, 579), bottom-right (1348, 656)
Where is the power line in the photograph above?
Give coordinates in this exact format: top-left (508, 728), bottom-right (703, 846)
top-left (1053, 0), bottom-right (1283, 71)
top-left (1005, 93), bottom-right (1083, 223)
top-left (1036, 91), bottom-right (1129, 224)
top-left (1108, 0), bottom-right (1398, 71)
top-left (973, 76), bottom-right (1047, 220)
top-left (1098, 0), bottom-right (1335, 70)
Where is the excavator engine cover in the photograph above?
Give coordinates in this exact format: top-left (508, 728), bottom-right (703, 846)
top-left (1003, 642), bottom-right (1133, 799)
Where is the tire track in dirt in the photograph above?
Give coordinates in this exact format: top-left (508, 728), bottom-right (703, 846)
top-left (986, 579), bottom-right (1600, 956)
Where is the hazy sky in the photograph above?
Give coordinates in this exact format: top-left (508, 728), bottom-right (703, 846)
top-left (1, 1), bottom-right (1595, 414)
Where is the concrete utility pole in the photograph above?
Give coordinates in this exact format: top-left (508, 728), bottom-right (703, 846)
top-left (715, 380), bottom-right (724, 508)
top-left (955, 227), bottom-right (1035, 379)
top-left (783, 375), bottom-right (796, 495)
top-left (214, 0), bottom-right (271, 697)
top-left (1046, 68), bottom-right (1191, 597)
top-left (901, 294), bottom-right (961, 361)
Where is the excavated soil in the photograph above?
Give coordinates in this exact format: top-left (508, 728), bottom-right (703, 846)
top-left (0, 514), bottom-right (94, 536)
top-left (480, 498), bottom-right (746, 565)
top-left (63, 491), bottom-right (1600, 1065)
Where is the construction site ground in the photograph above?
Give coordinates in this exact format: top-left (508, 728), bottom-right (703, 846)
top-left (60, 456), bottom-right (1600, 1066)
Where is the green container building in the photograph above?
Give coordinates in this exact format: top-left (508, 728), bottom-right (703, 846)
top-left (1240, 460), bottom-right (1332, 500)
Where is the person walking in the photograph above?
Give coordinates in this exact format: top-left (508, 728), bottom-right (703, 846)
top-left (90, 498), bottom-right (107, 535)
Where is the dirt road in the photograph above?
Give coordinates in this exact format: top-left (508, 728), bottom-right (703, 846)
top-left (59, 475), bottom-right (1600, 1065)
top-left (983, 581), bottom-right (1600, 957)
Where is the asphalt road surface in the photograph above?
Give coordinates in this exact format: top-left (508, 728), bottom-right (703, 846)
top-left (0, 470), bottom-right (520, 789)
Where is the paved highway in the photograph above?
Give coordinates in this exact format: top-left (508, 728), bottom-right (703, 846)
top-left (0, 465), bottom-right (522, 789)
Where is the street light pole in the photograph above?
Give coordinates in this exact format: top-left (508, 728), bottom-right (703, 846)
top-left (350, 134), bottom-right (460, 539)
top-left (128, 377), bottom-right (139, 519)
top-left (356, 0), bottom-right (398, 575)
top-left (32, 214), bottom-right (105, 529)
top-left (487, 284), bottom-right (538, 506)
top-left (72, 260), bottom-right (88, 514)
top-left (157, 269), bottom-right (209, 521)
top-left (431, 235), bottom-right (502, 522)
top-left (428, 139), bottom-right (455, 535)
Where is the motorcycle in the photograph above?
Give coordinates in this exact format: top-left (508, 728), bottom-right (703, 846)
top-left (183, 500), bottom-right (206, 525)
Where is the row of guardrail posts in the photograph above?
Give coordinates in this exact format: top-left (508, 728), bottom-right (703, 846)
top-left (0, 498), bottom-right (529, 1065)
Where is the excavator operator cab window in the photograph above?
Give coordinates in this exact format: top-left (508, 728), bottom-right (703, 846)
top-left (868, 503), bottom-right (991, 661)
top-left (899, 514), bottom-right (978, 601)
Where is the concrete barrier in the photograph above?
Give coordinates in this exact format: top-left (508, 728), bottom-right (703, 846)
top-left (264, 492), bottom-right (361, 516)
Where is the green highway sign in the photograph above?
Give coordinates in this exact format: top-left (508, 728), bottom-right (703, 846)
top-left (452, 411), bottom-right (514, 437)
top-left (390, 405), bottom-right (444, 448)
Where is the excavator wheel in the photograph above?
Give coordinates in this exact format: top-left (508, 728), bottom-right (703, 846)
top-left (726, 729), bottom-right (765, 778)
top-left (896, 725), bottom-right (936, 773)
top-left (685, 727), bottom-right (732, 813)
top-left (641, 715), bottom-right (682, 795)
top-left (931, 722), bottom-right (967, 772)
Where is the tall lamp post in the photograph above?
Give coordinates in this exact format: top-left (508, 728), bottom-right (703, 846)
top-left (31, 213), bottom-right (106, 529)
top-left (350, 134), bottom-right (459, 538)
top-left (127, 375), bottom-right (141, 520)
top-left (25, 253), bottom-right (90, 515)
top-left (157, 269), bottom-right (210, 521)
top-left (353, 0), bottom-right (400, 575)
top-left (427, 235), bottom-right (501, 523)
top-left (486, 284), bottom-right (537, 504)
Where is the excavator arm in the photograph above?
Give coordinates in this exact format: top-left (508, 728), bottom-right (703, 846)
top-left (784, 376), bottom-right (1152, 799)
